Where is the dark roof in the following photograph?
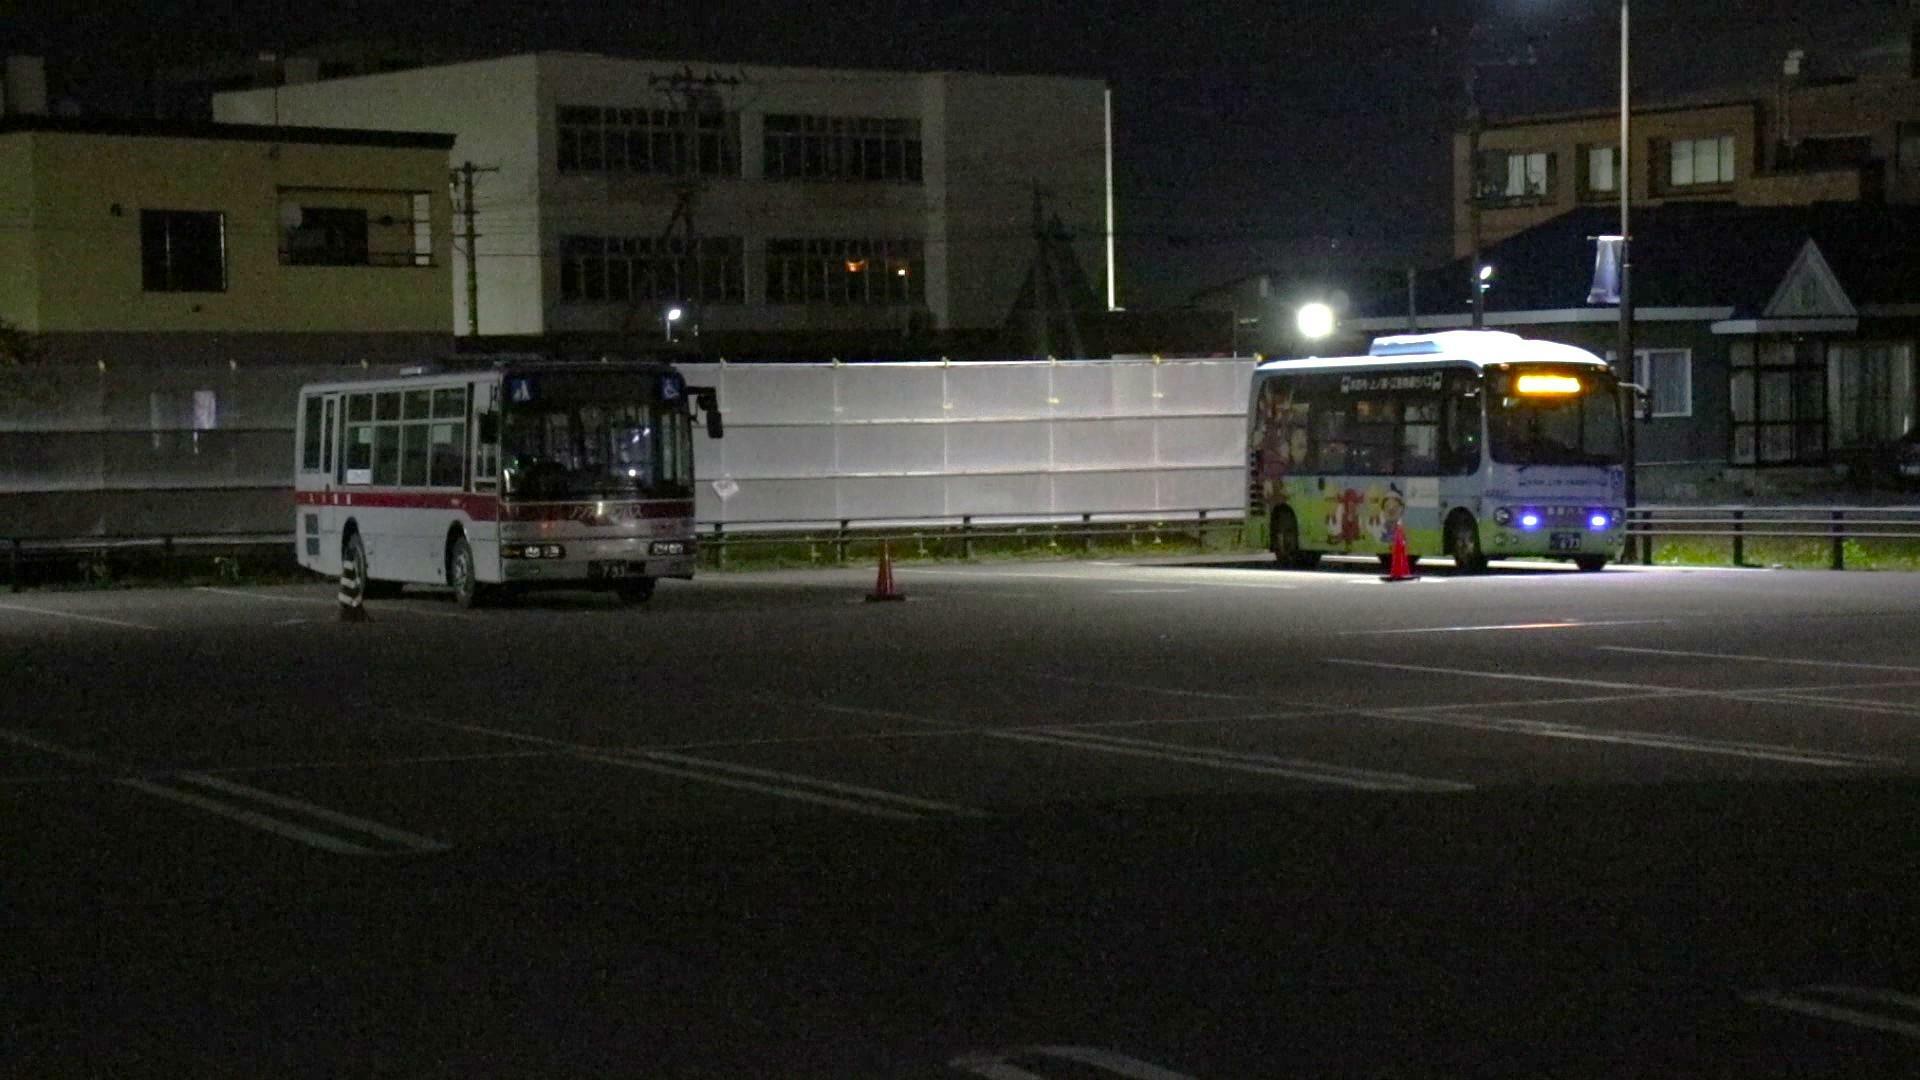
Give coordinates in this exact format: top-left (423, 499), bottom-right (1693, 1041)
top-left (0, 114), bottom-right (456, 150)
top-left (1357, 202), bottom-right (1920, 320)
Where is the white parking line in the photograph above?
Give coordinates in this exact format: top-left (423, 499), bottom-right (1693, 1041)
top-left (634, 749), bottom-right (991, 817)
top-left (1328, 658), bottom-right (1673, 693)
top-left (1357, 709), bottom-right (1895, 768)
top-left (990, 728), bottom-right (1472, 792)
top-left (1598, 645), bottom-right (1920, 674)
top-left (1743, 985), bottom-right (1920, 1040)
top-left (0, 601), bottom-right (156, 631)
top-left (118, 778), bottom-right (378, 855)
top-left (426, 718), bottom-right (987, 822)
top-left (173, 773), bottom-right (449, 852)
top-left (1341, 619), bottom-right (1668, 636)
top-left (196, 586), bottom-right (474, 620)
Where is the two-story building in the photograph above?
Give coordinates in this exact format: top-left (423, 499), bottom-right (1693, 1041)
top-left (1454, 71), bottom-right (1920, 258)
top-left (210, 53), bottom-right (1115, 348)
top-left (0, 113), bottom-right (456, 537)
top-left (0, 114), bottom-right (455, 363)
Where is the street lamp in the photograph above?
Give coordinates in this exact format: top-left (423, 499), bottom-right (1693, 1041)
top-left (1296, 302), bottom-right (1336, 341)
top-left (664, 306), bottom-right (684, 343)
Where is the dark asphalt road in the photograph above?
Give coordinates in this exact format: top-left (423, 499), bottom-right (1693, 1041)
top-left (4, 555), bottom-right (1919, 1077)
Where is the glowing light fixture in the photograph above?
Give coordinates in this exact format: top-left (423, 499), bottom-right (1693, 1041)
top-left (1296, 302), bottom-right (1335, 340)
top-left (1589, 512), bottom-right (1610, 531)
top-left (1516, 373), bottom-right (1583, 395)
top-left (1519, 511), bottom-right (1542, 531)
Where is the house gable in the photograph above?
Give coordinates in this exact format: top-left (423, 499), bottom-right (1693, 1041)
top-left (1764, 239), bottom-right (1857, 318)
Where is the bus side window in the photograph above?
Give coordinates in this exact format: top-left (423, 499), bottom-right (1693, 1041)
top-left (473, 404), bottom-right (499, 491)
top-left (321, 397), bottom-right (337, 480)
top-left (1440, 381), bottom-right (1483, 475)
top-left (300, 396), bottom-right (323, 471)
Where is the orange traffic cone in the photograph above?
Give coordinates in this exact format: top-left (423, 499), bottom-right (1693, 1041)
top-left (866, 542), bottom-right (906, 602)
top-left (1381, 522), bottom-right (1417, 583)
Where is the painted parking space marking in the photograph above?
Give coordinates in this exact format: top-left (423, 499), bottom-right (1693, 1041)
top-left (196, 586), bottom-right (474, 620)
top-left (1598, 645), bottom-right (1920, 674)
top-left (2, 725), bottom-right (448, 855)
top-left (1328, 658), bottom-right (1675, 693)
top-left (423, 718), bottom-right (989, 822)
top-left (989, 727), bottom-right (1472, 793)
top-left (950, 1045), bottom-right (1196, 1079)
top-left (1340, 619), bottom-right (1668, 636)
top-left (0, 601), bottom-right (157, 631)
top-left (1742, 985), bottom-right (1920, 1040)
top-left (1356, 709), bottom-right (1895, 768)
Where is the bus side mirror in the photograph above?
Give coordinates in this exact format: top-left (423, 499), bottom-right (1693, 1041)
top-left (691, 387), bottom-right (723, 439)
top-left (478, 412), bottom-right (498, 442)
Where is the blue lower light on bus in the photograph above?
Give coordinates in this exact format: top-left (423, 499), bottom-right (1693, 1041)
top-left (1589, 512), bottom-right (1610, 531)
top-left (1518, 511), bottom-right (1542, 531)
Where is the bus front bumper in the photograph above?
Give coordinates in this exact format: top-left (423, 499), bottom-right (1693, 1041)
top-left (500, 537), bottom-right (698, 584)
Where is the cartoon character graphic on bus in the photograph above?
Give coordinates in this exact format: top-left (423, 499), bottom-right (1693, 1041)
top-left (1368, 483), bottom-right (1407, 544)
top-left (1249, 383), bottom-right (1306, 506)
top-left (1324, 486), bottom-right (1367, 547)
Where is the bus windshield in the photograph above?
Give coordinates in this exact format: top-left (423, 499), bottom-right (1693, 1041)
top-left (1488, 367), bottom-right (1624, 467)
top-left (501, 373), bottom-right (694, 500)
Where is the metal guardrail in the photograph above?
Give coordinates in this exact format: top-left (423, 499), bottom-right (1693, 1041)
top-left (1626, 505), bottom-right (1920, 569)
top-left (3, 508), bottom-right (1246, 589)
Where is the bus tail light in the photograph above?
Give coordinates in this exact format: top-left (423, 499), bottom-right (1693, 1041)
top-left (506, 544), bottom-right (566, 559)
top-left (650, 540), bottom-right (691, 556)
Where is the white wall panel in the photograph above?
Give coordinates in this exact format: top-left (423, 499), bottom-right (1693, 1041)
top-left (946, 420), bottom-right (1050, 472)
top-left (836, 424), bottom-right (946, 475)
top-left (945, 363), bottom-right (1051, 419)
top-left (1053, 419), bottom-right (1155, 469)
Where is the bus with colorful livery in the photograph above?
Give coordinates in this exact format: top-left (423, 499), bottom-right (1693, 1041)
top-left (293, 358), bottom-right (721, 606)
top-left (1245, 330), bottom-right (1625, 573)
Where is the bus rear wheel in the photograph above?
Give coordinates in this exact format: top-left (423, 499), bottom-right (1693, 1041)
top-left (448, 535), bottom-right (489, 609)
top-left (1447, 511), bottom-right (1489, 574)
top-left (1270, 508), bottom-right (1321, 569)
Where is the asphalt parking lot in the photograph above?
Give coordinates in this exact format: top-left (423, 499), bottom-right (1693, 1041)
top-left (5, 555), bottom-right (1920, 1077)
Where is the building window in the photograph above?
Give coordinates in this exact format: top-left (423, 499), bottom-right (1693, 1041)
top-left (1474, 149), bottom-right (1553, 204)
top-left (140, 210), bottom-right (226, 292)
top-left (556, 105), bottom-right (740, 178)
top-left (762, 115), bottom-right (924, 183)
top-left (1580, 144), bottom-right (1617, 199)
top-left (1667, 134), bottom-right (1735, 188)
top-left (278, 189), bottom-right (432, 267)
top-left (1829, 341), bottom-right (1916, 449)
top-left (1633, 349), bottom-right (1692, 417)
top-left (284, 207), bottom-right (370, 266)
top-left (1731, 340), bottom-right (1826, 464)
top-left (1897, 123), bottom-right (1920, 172)
top-left (557, 235), bottom-right (745, 306)
top-left (764, 238), bottom-right (925, 305)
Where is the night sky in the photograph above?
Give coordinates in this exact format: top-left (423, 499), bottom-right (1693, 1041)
top-left (8, 1), bottom-right (1911, 308)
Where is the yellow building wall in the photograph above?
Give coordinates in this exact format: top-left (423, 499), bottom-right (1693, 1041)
top-left (0, 137), bottom-right (40, 330)
top-left (24, 131), bottom-right (452, 334)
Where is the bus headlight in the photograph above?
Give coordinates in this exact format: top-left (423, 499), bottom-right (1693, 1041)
top-left (1587, 510), bottom-right (1612, 531)
top-left (1517, 510), bottom-right (1542, 531)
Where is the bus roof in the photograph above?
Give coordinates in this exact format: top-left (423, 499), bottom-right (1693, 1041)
top-left (1255, 330), bottom-right (1609, 375)
top-left (295, 357), bottom-right (682, 395)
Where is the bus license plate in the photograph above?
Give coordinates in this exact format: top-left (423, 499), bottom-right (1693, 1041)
top-left (1549, 532), bottom-right (1582, 552)
top-left (589, 561), bottom-right (634, 579)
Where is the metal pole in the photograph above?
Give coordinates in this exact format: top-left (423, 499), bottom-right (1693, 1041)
top-left (1619, 0), bottom-right (1638, 525)
top-left (1832, 509), bottom-right (1846, 570)
top-left (1407, 266), bottom-right (1419, 332)
top-left (1467, 55), bottom-right (1485, 330)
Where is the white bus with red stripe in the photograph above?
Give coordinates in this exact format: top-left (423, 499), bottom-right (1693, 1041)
top-left (293, 359), bottom-right (721, 607)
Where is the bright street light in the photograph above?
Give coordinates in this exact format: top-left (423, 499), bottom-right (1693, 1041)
top-left (1477, 264), bottom-right (1494, 282)
top-left (1296, 302), bottom-right (1335, 340)
top-left (663, 306), bottom-right (684, 342)
top-left (665, 307), bottom-right (684, 323)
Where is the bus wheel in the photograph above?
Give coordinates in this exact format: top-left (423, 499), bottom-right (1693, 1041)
top-left (1447, 511), bottom-right (1489, 574)
top-left (1271, 508), bottom-right (1321, 569)
top-left (448, 535), bottom-right (488, 609)
top-left (616, 578), bottom-right (657, 605)
top-left (1574, 555), bottom-right (1609, 572)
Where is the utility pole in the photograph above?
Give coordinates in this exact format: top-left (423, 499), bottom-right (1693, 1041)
top-left (1466, 59), bottom-right (1486, 330)
top-left (631, 66), bottom-right (741, 341)
top-left (452, 161), bottom-right (500, 338)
